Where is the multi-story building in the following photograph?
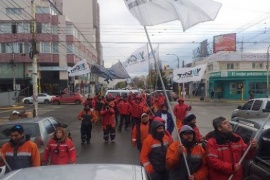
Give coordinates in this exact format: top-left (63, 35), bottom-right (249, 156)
top-left (0, 0), bottom-right (100, 95)
top-left (187, 52), bottom-right (269, 100)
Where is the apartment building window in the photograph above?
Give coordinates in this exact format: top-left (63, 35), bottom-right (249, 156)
top-left (66, 24), bottom-right (73, 35)
top-left (227, 63), bottom-right (234, 69)
top-left (11, 23), bottom-right (17, 34)
top-left (0, 23), bottom-right (11, 33)
top-left (6, 8), bottom-right (23, 15)
top-left (52, 25), bottom-right (58, 35)
top-left (52, 43), bottom-right (59, 54)
top-left (36, 7), bottom-right (50, 14)
top-left (42, 23), bottom-right (51, 33)
top-left (42, 42), bottom-right (51, 53)
top-left (36, 23), bottom-right (42, 33)
top-left (18, 22), bottom-right (30, 33)
top-left (208, 64), bottom-right (213, 71)
top-left (67, 43), bottom-right (74, 54)
top-left (252, 62), bottom-right (263, 69)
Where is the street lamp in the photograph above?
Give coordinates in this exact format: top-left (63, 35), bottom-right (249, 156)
top-left (7, 43), bottom-right (16, 91)
top-left (267, 45), bottom-right (270, 97)
top-left (166, 53), bottom-right (184, 98)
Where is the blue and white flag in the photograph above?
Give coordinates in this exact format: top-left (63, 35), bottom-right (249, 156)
top-left (67, 59), bottom-right (90, 77)
top-left (173, 64), bottom-right (207, 83)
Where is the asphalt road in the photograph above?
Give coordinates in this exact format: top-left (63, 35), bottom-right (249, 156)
top-left (0, 100), bottom-right (241, 165)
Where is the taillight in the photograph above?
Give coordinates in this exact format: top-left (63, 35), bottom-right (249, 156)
top-left (34, 136), bottom-right (44, 147)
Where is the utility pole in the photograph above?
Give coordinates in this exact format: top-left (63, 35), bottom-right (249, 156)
top-left (267, 45), bottom-right (270, 97)
top-left (30, 0), bottom-right (38, 117)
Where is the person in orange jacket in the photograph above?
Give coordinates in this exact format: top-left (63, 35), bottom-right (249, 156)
top-left (206, 116), bottom-right (257, 180)
top-left (173, 98), bottom-right (191, 129)
top-left (1, 125), bottom-right (40, 171)
top-left (132, 113), bottom-right (150, 151)
top-left (140, 121), bottom-right (172, 180)
top-left (100, 93), bottom-right (116, 143)
top-left (118, 96), bottom-right (131, 131)
top-left (78, 104), bottom-right (97, 144)
top-left (43, 127), bottom-right (76, 165)
top-left (166, 125), bottom-right (208, 180)
top-left (129, 95), bottom-right (149, 128)
top-left (183, 114), bottom-right (204, 143)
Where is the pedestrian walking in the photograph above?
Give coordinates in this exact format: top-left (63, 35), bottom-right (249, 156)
top-left (140, 121), bottom-right (172, 180)
top-left (132, 113), bottom-right (150, 151)
top-left (183, 114), bottom-right (204, 143)
top-left (100, 93), bottom-right (116, 143)
top-left (173, 98), bottom-right (191, 129)
top-left (42, 127), bottom-right (76, 165)
top-left (166, 125), bottom-right (208, 180)
top-left (156, 104), bottom-right (174, 134)
top-left (117, 96), bottom-right (131, 131)
top-left (0, 125), bottom-right (40, 171)
top-left (78, 104), bottom-right (97, 144)
top-left (210, 89), bottom-right (215, 99)
top-left (206, 116), bottom-right (257, 180)
top-left (129, 95), bottom-right (149, 128)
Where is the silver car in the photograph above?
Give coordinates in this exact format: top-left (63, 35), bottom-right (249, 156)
top-left (0, 164), bottom-right (149, 180)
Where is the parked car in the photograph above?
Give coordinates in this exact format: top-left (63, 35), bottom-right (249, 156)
top-left (0, 164), bottom-right (149, 180)
top-left (231, 98), bottom-right (270, 119)
top-left (51, 93), bottom-right (84, 105)
top-left (0, 117), bottom-right (68, 159)
top-left (230, 117), bottom-right (270, 179)
top-left (21, 93), bottom-right (56, 104)
top-left (150, 90), bottom-right (178, 101)
top-left (105, 89), bottom-right (140, 97)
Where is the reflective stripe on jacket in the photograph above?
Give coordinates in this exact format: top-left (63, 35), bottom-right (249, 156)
top-left (43, 138), bottom-right (76, 165)
top-left (166, 141), bottom-right (208, 180)
top-left (1, 139), bottom-right (40, 170)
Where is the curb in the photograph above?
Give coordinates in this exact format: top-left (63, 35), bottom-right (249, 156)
top-left (0, 105), bottom-right (24, 110)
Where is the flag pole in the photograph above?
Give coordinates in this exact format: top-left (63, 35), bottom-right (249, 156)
top-left (228, 114), bottom-right (270, 180)
top-left (143, 26), bottom-right (191, 176)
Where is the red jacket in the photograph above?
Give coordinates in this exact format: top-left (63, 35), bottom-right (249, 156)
top-left (118, 100), bottom-right (131, 115)
top-left (173, 103), bottom-right (190, 120)
top-left (100, 107), bottom-right (115, 129)
top-left (206, 133), bottom-right (256, 180)
top-left (43, 138), bottom-right (76, 165)
top-left (132, 121), bottom-right (150, 146)
top-left (130, 101), bottom-right (148, 118)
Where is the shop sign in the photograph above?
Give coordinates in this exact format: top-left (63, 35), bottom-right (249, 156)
top-left (210, 71), bottom-right (267, 78)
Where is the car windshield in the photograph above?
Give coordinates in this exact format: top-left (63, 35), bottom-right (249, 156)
top-left (0, 123), bottom-right (40, 140)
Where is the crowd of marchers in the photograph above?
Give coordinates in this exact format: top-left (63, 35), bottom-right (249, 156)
top-left (0, 91), bottom-right (257, 180)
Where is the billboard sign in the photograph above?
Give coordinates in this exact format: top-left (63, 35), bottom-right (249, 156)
top-left (213, 33), bottom-right (236, 53)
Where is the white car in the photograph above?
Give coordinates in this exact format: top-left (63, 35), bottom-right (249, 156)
top-left (21, 93), bottom-right (56, 104)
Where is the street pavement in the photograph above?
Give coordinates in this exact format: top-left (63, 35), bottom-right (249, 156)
top-left (0, 99), bottom-right (242, 164)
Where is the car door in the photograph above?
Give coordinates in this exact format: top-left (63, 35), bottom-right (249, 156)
top-left (38, 93), bottom-right (46, 103)
top-left (42, 119), bottom-right (56, 144)
top-left (60, 94), bottom-right (70, 103)
top-left (246, 130), bottom-right (270, 180)
top-left (238, 100), bottom-right (254, 118)
top-left (249, 100), bottom-right (264, 118)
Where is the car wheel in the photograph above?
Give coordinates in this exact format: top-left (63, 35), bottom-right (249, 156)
top-left (44, 99), bottom-right (50, 104)
top-left (53, 101), bottom-right (60, 105)
top-left (75, 100), bottom-right (81, 105)
top-left (24, 99), bottom-right (30, 104)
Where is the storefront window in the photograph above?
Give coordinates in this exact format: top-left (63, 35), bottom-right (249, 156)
top-left (249, 82), bottom-right (266, 94)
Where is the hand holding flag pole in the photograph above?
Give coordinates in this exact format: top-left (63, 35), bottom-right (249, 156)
top-left (228, 115), bottom-right (270, 180)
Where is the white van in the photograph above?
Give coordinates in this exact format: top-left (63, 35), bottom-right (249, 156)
top-left (105, 89), bottom-right (140, 97)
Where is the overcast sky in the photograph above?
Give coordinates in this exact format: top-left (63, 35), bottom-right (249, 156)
top-left (97, 0), bottom-right (270, 72)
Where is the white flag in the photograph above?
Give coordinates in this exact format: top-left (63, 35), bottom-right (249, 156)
top-left (173, 64), bottom-right (207, 83)
top-left (124, 0), bottom-right (222, 31)
top-left (67, 59), bottom-right (90, 77)
top-left (122, 44), bottom-right (149, 76)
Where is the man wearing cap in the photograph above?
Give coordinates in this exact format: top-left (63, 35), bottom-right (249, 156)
top-left (173, 98), bottom-right (191, 129)
top-left (140, 121), bottom-right (172, 180)
top-left (206, 116), bottom-right (257, 180)
top-left (166, 125), bottom-right (208, 180)
top-left (183, 114), bottom-right (204, 143)
top-left (1, 125), bottom-right (40, 171)
top-left (131, 113), bottom-right (150, 151)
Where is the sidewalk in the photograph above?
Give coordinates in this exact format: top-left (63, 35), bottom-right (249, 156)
top-left (182, 96), bottom-right (245, 104)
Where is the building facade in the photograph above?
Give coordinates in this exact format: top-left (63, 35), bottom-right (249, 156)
top-left (188, 52), bottom-right (268, 100)
top-left (0, 0), bottom-right (100, 96)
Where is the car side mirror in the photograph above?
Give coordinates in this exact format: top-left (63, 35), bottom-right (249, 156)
top-left (262, 109), bottom-right (270, 112)
top-left (61, 123), bottom-right (68, 128)
top-left (237, 105), bottom-right (242, 109)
